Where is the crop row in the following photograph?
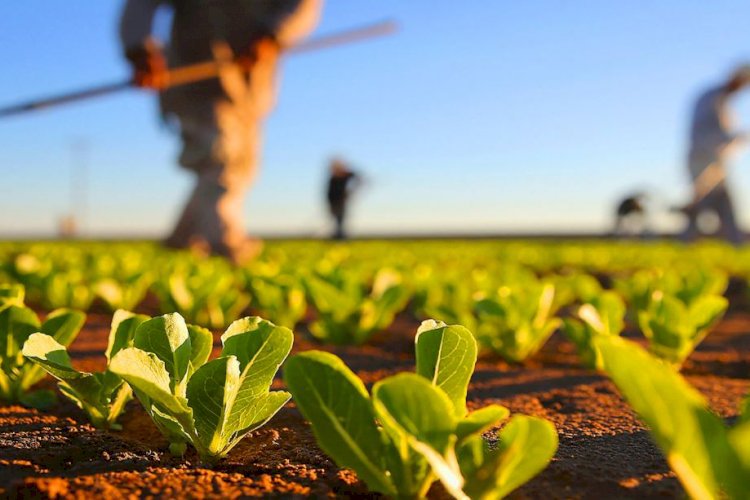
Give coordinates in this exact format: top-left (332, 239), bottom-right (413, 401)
top-left (1, 280), bottom-right (748, 498)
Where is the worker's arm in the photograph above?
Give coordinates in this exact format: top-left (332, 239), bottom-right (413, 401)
top-left (259, 0), bottom-right (324, 48)
top-left (118, 0), bottom-right (169, 89)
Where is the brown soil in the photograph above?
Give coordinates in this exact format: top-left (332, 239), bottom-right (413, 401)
top-left (1, 307), bottom-right (748, 499)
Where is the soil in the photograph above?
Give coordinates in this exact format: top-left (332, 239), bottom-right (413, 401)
top-left (1, 304), bottom-right (748, 499)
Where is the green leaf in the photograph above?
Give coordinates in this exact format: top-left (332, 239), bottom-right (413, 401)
top-left (186, 356), bottom-right (241, 458)
top-left (373, 373), bottom-right (456, 453)
top-left (596, 336), bottom-right (730, 500)
top-left (0, 284), bottom-right (25, 307)
top-left (22, 333), bottom-right (105, 415)
top-left (456, 405), bottom-right (510, 441)
top-left (461, 415), bottom-right (558, 499)
top-left (284, 351), bottom-right (395, 496)
top-left (415, 321), bottom-right (478, 417)
top-left (221, 317), bottom-right (293, 434)
top-left (724, 421), bottom-right (750, 499)
top-left (187, 324), bottom-right (213, 369)
top-left (106, 310), bottom-right (149, 360)
top-left (110, 347), bottom-right (192, 419)
top-left (133, 313), bottom-right (192, 389)
top-left (372, 373), bottom-right (457, 497)
top-left (19, 389), bottom-right (56, 410)
top-left (0, 305), bottom-right (40, 363)
top-left (40, 309), bottom-right (86, 347)
top-left (20, 309), bottom-right (87, 389)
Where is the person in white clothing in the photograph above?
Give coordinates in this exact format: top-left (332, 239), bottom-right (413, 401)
top-left (119, 0), bottom-right (322, 263)
top-left (682, 65), bottom-right (750, 244)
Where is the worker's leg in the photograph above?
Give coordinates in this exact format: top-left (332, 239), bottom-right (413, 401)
top-left (165, 103), bottom-right (218, 249)
top-left (713, 185), bottom-right (743, 245)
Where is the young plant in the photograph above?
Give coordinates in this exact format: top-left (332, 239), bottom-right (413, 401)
top-left (154, 259), bottom-right (250, 329)
top-left (304, 268), bottom-right (409, 345)
top-left (474, 282), bottom-right (561, 362)
top-left (93, 272), bottom-right (152, 312)
top-left (597, 336), bottom-right (749, 499)
top-left (637, 291), bottom-right (727, 367)
top-left (110, 313), bottom-right (292, 463)
top-left (22, 310), bottom-right (149, 429)
top-left (245, 273), bottom-right (307, 329)
top-left (284, 320), bottom-right (558, 499)
top-left (562, 291), bottom-right (625, 369)
top-left (0, 291), bottom-right (85, 408)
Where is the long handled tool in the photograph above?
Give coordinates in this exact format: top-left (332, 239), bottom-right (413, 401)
top-left (0, 19), bottom-right (397, 119)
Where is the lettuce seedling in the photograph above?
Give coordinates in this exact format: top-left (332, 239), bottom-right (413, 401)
top-left (475, 282), bottom-right (561, 362)
top-left (637, 291), bottom-right (727, 367)
top-left (110, 313), bottom-right (292, 463)
top-left (597, 336), bottom-right (749, 499)
top-left (304, 269), bottom-right (409, 345)
top-left (0, 288), bottom-right (85, 408)
top-left (22, 310), bottom-right (149, 429)
top-left (245, 273), bottom-right (307, 329)
top-left (154, 259), bottom-right (250, 329)
top-left (93, 273), bottom-right (152, 312)
top-left (562, 291), bottom-right (625, 369)
top-left (285, 320), bottom-right (558, 499)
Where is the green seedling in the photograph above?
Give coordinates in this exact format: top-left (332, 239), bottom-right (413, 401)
top-left (110, 313), bottom-right (291, 463)
top-left (597, 336), bottom-right (750, 500)
top-left (304, 268), bottom-right (409, 345)
top-left (154, 259), bottom-right (250, 329)
top-left (0, 286), bottom-right (85, 408)
top-left (93, 272), bottom-right (152, 312)
top-left (475, 282), bottom-right (561, 362)
top-left (22, 310), bottom-right (149, 429)
top-left (562, 291), bottom-right (625, 369)
top-left (285, 320), bottom-right (558, 499)
top-left (637, 291), bottom-right (727, 367)
top-left (245, 274), bottom-right (307, 329)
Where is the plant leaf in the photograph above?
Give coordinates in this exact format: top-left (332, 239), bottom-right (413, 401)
top-left (106, 310), bottom-right (148, 360)
top-left (133, 313), bottom-right (192, 389)
top-left (284, 351), bottom-right (395, 496)
top-left (597, 336), bottom-right (732, 500)
top-left (186, 355), bottom-right (241, 457)
top-left (221, 317), bottom-right (293, 434)
top-left (187, 324), bottom-right (213, 369)
top-left (415, 321), bottom-right (477, 417)
top-left (456, 405), bottom-right (510, 441)
top-left (461, 415), bottom-right (558, 499)
top-left (110, 347), bottom-right (192, 419)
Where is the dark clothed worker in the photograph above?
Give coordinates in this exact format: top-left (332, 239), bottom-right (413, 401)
top-left (120, 0), bottom-right (322, 263)
top-left (682, 65), bottom-right (750, 244)
top-left (614, 193), bottom-right (646, 236)
top-left (326, 158), bottom-right (361, 240)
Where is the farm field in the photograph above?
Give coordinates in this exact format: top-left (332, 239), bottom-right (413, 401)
top-left (0, 239), bottom-right (748, 498)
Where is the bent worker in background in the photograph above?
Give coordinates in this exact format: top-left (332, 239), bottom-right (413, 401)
top-left (326, 157), bottom-right (361, 240)
top-left (682, 66), bottom-right (750, 245)
top-left (120, 0), bottom-right (322, 263)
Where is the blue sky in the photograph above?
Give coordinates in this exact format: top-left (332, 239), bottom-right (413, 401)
top-left (2, 1), bottom-right (750, 237)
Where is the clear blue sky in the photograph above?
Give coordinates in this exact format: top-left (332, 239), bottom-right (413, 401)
top-left (2, 1), bottom-right (750, 237)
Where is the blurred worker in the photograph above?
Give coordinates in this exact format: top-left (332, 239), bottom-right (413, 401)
top-left (681, 65), bottom-right (750, 244)
top-left (119, 0), bottom-right (322, 263)
top-left (326, 157), bottom-right (361, 240)
top-left (613, 192), bottom-right (647, 237)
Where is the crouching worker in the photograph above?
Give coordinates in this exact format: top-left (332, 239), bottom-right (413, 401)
top-left (120, 0), bottom-right (322, 263)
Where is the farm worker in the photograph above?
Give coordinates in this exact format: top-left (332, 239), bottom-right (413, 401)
top-left (326, 157), bottom-right (361, 240)
top-left (682, 65), bottom-right (750, 244)
top-left (119, 0), bottom-right (322, 263)
top-left (613, 192), bottom-right (647, 237)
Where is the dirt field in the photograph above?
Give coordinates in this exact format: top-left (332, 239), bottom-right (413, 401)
top-left (1, 303), bottom-right (748, 499)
